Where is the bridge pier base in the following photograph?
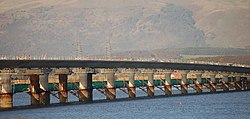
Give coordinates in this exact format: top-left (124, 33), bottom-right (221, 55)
top-left (54, 68), bottom-right (71, 104)
top-left (22, 69), bottom-right (51, 106)
top-left (180, 71), bottom-right (189, 95)
top-left (128, 87), bottom-right (136, 98)
top-left (246, 76), bottom-right (250, 90)
top-left (221, 73), bottom-right (229, 92)
top-left (209, 73), bottom-right (217, 92)
top-left (75, 68), bottom-right (94, 102)
top-left (0, 72), bottom-right (14, 109)
top-left (103, 69), bottom-right (116, 100)
top-left (23, 69), bottom-right (51, 106)
top-left (194, 72), bottom-right (203, 94)
top-left (126, 69), bottom-right (136, 98)
top-left (234, 75), bottom-right (242, 91)
top-left (30, 74), bottom-right (40, 106)
top-left (147, 86), bottom-right (154, 97)
top-left (39, 92), bottom-right (50, 105)
top-left (39, 70), bottom-right (51, 105)
top-left (164, 71), bottom-right (172, 96)
top-left (0, 93), bottom-right (13, 109)
top-left (242, 78), bottom-right (247, 90)
top-left (106, 88), bottom-right (116, 100)
top-left (145, 71), bottom-right (154, 97)
top-left (58, 74), bottom-right (68, 103)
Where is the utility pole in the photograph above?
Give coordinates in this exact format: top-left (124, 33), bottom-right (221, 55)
top-left (105, 38), bottom-right (112, 59)
top-left (75, 28), bottom-right (83, 60)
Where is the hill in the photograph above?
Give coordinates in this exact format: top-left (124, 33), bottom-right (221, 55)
top-left (0, 0), bottom-right (249, 57)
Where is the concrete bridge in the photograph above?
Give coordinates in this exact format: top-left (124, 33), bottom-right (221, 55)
top-left (0, 60), bottom-right (250, 109)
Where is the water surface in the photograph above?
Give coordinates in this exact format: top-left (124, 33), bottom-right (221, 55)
top-left (1, 89), bottom-right (249, 119)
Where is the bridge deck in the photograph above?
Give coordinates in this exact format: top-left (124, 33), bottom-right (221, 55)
top-left (0, 60), bottom-right (249, 73)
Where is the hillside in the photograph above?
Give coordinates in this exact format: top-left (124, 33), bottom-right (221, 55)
top-left (111, 47), bottom-right (250, 59)
top-left (0, 0), bottom-right (249, 57)
top-left (169, 0), bottom-right (250, 48)
top-left (192, 56), bottom-right (250, 65)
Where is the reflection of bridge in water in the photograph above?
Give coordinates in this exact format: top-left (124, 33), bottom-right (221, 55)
top-left (0, 59), bottom-right (249, 109)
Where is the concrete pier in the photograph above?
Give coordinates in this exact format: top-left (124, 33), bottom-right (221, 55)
top-left (234, 74), bottom-right (242, 91)
top-left (246, 76), bottom-right (250, 90)
top-left (30, 74), bottom-right (40, 106)
top-left (75, 68), bottom-right (94, 102)
top-left (102, 69), bottom-right (116, 100)
top-left (221, 73), bottom-right (229, 91)
top-left (209, 72), bottom-right (217, 92)
top-left (0, 70), bottom-right (15, 109)
top-left (180, 71), bottom-right (189, 95)
top-left (23, 69), bottom-right (49, 105)
top-left (124, 69), bottom-right (136, 98)
top-left (54, 68), bottom-right (71, 103)
top-left (39, 69), bottom-right (51, 105)
top-left (144, 70), bottom-right (154, 97)
top-left (164, 70), bottom-right (172, 96)
top-left (242, 76), bottom-right (247, 90)
top-left (58, 74), bottom-right (68, 103)
top-left (194, 72), bottom-right (203, 93)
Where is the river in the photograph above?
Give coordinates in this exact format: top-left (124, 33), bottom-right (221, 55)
top-left (1, 89), bottom-right (249, 119)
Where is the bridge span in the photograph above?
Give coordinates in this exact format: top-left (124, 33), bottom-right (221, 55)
top-left (0, 59), bottom-right (250, 109)
top-left (0, 60), bottom-right (249, 73)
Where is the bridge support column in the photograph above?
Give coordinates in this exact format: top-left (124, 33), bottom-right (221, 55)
top-left (0, 70), bottom-right (15, 109)
top-left (234, 74), bottom-right (242, 91)
top-left (242, 76), bottom-right (247, 90)
top-left (221, 73), bottom-right (229, 92)
top-left (164, 70), bottom-right (173, 96)
top-left (75, 68), bottom-right (94, 102)
top-left (39, 69), bottom-right (51, 105)
top-left (180, 71), bottom-right (189, 95)
top-left (54, 68), bottom-right (71, 103)
top-left (58, 74), bottom-right (68, 103)
top-left (30, 74), bottom-right (40, 106)
top-left (246, 76), bottom-right (250, 90)
top-left (143, 70), bottom-right (154, 97)
top-left (209, 72), bottom-right (217, 92)
top-left (24, 69), bottom-right (50, 106)
top-left (124, 69), bottom-right (136, 98)
top-left (194, 72), bottom-right (203, 94)
top-left (103, 69), bottom-right (116, 100)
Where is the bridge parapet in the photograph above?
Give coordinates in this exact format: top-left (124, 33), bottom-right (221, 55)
top-left (121, 68), bottom-right (137, 74)
top-left (206, 71), bottom-right (217, 75)
top-left (161, 69), bottom-right (173, 73)
top-left (20, 69), bottom-right (52, 75)
top-left (99, 68), bottom-right (117, 74)
top-left (0, 69), bottom-right (16, 74)
top-left (73, 68), bottom-right (95, 74)
top-left (53, 68), bottom-right (72, 75)
top-left (141, 69), bottom-right (156, 74)
top-left (179, 70), bottom-right (189, 75)
top-left (192, 70), bottom-right (204, 75)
